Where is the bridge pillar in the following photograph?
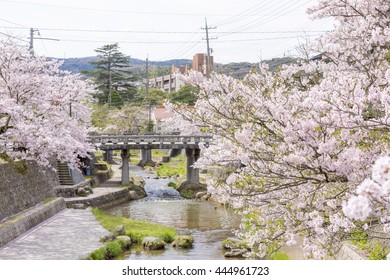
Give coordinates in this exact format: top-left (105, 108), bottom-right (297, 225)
top-left (138, 148), bottom-right (154, 167)
top-left (185, 148), bottom-right (200, 183)
top-left (170, 148), bottom-right (182, 157)
top-left (121, 149), bottom-right (130, 185)
top-left (177, 148), bottom-right (206, 199)
top-left (103, 150), bottom-right (113, 163)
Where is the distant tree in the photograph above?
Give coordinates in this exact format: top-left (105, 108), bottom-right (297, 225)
top-left (91, 103), bottom-right (147, 134)
top-left (150, 66), bottom-right (170, 78)
top-left (138, 86), bottom-right (168, 106)
top-left (169, 84), bottom-right (199, 105)
top-left (83, 43), bottom-right (138, 106)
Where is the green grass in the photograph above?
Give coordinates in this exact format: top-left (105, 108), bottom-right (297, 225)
top-left (152, 150), bottom-right (169, 157)
top-left (157, 165), bottom-right (185, 177)
top-left (89, 240), bottom-right (127, 260)
top-left (92, 208), bottom-right (177, 243)
top-left (156, 154), bottom-right (186, 177)
top-left (268, 251), bottom-right (290, 260)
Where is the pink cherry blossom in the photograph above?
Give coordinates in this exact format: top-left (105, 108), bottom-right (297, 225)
top-left (168, 0), bottom-right (390, 259)
top-left (0, 40), bottom-right (94, 168)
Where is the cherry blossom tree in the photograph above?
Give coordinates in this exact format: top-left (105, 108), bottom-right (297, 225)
top-left (170, 0), bottom-right (390, 259)
top-left (0, 40), bottom-right (94, 168)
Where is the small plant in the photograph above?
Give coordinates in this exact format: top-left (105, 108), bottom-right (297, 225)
top-left (168, 182), bottom-right (177, 189)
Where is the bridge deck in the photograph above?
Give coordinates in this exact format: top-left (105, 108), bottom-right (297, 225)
top-left (88, 135), bottom-right (212, 150)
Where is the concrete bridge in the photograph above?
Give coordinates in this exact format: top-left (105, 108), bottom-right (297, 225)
top-left (87, 135), bottom-right (212, 185)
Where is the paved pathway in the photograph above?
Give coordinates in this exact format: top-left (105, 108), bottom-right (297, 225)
top-left (0, 208), bottom-right (109, 260)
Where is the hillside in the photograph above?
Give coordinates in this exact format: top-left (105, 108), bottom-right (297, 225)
top-left (58, 56), bottom-right (296, 79)
top-left (59, 56), bottom-right (192, 73)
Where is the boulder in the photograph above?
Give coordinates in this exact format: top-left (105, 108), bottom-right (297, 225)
top-left (113, 225), bottom-right (126, 236)
top-left (76, 188), bottom-right (89, 197)
top-left (142, 237), bottom-right (166, 250)
top-left (195, 191), bottom-right (211, 201)
top-left (130, 175), bottom-right (145, 187)
top-left (99, 234), bottom-right (113, 243)
top-left (222, 237), bottom-right (248, 250)
top-left (172, 235), bottom-right (194, 249)
top-left (161, 156), bottom-right (170, 163)
top-left (116, 235), bottom-right (132, 249)
top-left (177, 181), bottom-right (207, 199)
top-left (225, 248), bottom-right (248, 258)
top-left (128, 185), bottom-right (147, 200)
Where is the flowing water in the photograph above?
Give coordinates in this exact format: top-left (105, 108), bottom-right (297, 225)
top-left (103, 165), bottom-right (241, 260)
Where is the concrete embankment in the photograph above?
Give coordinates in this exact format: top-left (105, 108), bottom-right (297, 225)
top-left (0, 207), bottom-right (109, 260)
top-left (0, 161), bottom-right (144, 259)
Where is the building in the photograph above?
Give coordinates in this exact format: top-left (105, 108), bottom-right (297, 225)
top-left (148, 73), bottom-right (185, 93)
top-left (192, 53), bottom-right (214, 77)
top-left (151, 105), bottom-right (196, 134)
top-left (151, 105), bottom-right (176, 134)
top-left (148, 53), bottom-right (213, 92)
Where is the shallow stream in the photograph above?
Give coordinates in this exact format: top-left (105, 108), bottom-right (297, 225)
top-left (103, 165), bottom-right (241, 260)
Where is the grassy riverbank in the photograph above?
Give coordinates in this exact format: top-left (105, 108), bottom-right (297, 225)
top-left (92, 208), bottom-right (177, 243)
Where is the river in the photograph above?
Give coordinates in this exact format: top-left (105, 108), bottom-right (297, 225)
top-left (103, 165), bottom-right (242, 260)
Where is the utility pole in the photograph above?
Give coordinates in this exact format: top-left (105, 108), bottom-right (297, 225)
top-left (108, 51), bottom-right (112, 108)
top-left (29, 28), bottom-right (38, 57)
top-left (29, 28), bottom-right (59, 57)
top-left (145, 56), bottom-right (151, 131)
top-left (202, 18), bottom-right (217, 78)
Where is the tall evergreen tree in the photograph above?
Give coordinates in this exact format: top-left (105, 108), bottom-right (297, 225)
top-left (84, 43), bottom-right (137, 107)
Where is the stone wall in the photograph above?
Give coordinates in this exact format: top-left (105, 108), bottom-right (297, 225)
top-left (0, 160), bottom-right (59, 221)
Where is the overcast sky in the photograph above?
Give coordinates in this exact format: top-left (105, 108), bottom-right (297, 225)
top-left (0, 0), bottom-right (334, 63)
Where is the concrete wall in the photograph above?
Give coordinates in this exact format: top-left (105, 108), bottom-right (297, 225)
top-left (0, 160), bottom-right (59, 221)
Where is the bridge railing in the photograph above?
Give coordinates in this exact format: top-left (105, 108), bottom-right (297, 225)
top-left (87, 135), bottom-right (212, 145)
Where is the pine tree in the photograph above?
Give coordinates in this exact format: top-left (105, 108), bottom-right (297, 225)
top-left (84, 43), bottom-right (138, 107)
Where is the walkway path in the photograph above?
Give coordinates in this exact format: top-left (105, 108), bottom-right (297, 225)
top-left (0, 208), bottom-right (109, 260)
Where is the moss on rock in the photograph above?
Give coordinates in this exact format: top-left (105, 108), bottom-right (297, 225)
top-left (172, 235), bottom-right (194, 249)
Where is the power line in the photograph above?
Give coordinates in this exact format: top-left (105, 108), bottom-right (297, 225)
top-left (0, 26), bottom-right (330, 34)
top-left (219, 0), bottom-right (310, 37)
top-left (0, 30), bottom-right (29, 43)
